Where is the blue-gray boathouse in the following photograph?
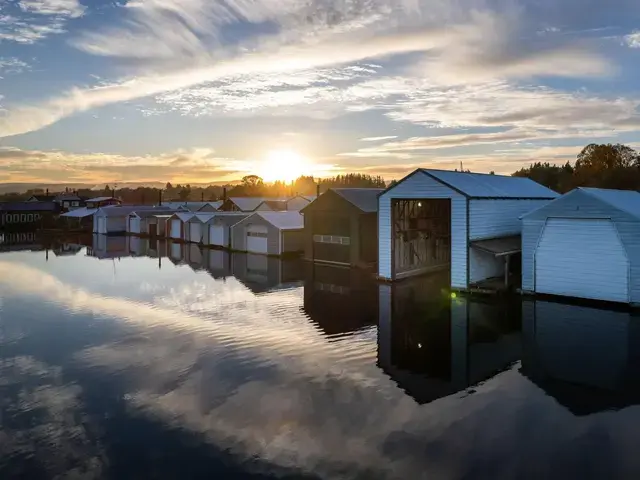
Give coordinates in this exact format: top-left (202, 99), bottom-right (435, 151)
top-left (521, 187), bottom-right (640, 305)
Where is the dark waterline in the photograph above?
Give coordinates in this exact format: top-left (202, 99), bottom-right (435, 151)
top-left (1, 236), bottom-right (640, 479)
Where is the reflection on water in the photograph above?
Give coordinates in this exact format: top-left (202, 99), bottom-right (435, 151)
top-left (1, 236), bottom-right (640, 479)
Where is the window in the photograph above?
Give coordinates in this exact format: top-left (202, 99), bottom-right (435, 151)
top-left (247, 231), bottom-right (268, 238)
top-left (313, 234), bottom-right (350, 246)
top-left (72, 201), bottom-right (79, 206)
top-left (34, 214), bottom-right (41, 221)
top-left (27, 214), bottom-right (33, 222)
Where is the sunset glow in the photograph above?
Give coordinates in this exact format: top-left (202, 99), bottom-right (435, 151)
top-left (258, 150), bottom-right (314, 183)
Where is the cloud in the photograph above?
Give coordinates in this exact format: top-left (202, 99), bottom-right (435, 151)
top-left (361, 136), bottom-right (398, 142)
top-left (0, 0), bottom-right (85, 44)
top-left (625, 31), bottom-right (640, 48)
top-left (1, 0), bottom-right (617, 138)
top-left (0, 57), bottom-right (30, 77)
top-left (0, 146), bottom-right (243, 183)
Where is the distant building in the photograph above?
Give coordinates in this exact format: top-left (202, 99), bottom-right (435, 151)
top-left (27, 193), bottom-right (85, 211)
top-left (0, 201), bottom-right (60, 229)
top-left (86, 197), bottom-right (122, 209)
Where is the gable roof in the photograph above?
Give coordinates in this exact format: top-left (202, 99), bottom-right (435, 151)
top-left (579, 187), bottom-right (640, 220)
top-left (419, 169), bottom-right (558, 199)
top-left (252, 211), bottom-right (303, 230)
top-left (188, 213), bottom-right (218, 223)
top-left (170, 211), bottom-right (196, 222)
top-left (129, 209), bottom-right (176, 219)
top-left (95, 205), bottom-right (163, 217)
top-left (28, 194), bottom-right (56, 202)
top-left (226, 197), bottom-right (289, 212)
top-left (61, 207), bottom-right (97, 218)
top-left (332, 188), bottom-right (385, 213)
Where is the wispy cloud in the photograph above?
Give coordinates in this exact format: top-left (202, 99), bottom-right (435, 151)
top-left (0, 0), bottom-right (85, 44)
top-left (0, 1), bottom-right (616, 138)
top-left (0, 57), bottom-right (30, 77)
top-left (360, 136), bottom-right (398, 142)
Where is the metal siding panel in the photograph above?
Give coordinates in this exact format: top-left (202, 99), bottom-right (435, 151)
top-left (521, 220), bottom-right (545, 292)
top-left (378, 171), bottom-right (467, 288)
top-left (535, 219), bottom-right (629, 303)
top-left (268, 223), bottom-right (279, 255)
top-left (469, 199), bottom-right (550, 240)
top-left (615, 222), bottom-right (640, 304)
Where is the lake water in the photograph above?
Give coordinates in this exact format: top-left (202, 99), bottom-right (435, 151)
top-left (2, 236), bottom-right (640, 479)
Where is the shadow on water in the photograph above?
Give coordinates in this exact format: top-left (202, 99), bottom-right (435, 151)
top-left (3, 235), bottom-right (640, 478)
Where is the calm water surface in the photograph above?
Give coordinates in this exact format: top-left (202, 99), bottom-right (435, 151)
top-left (1, 236), bottom-right (640, 479)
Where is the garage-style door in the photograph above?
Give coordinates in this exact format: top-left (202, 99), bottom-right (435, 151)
top-left (209, 225), bottom-right (225, 246)
top-left (129, 217), bottom-right (140, 234)
top-left (170, 219), bottom-right (182, 239)
top-left (535, 218), bottom-right (629, 303)
top-left (246, 225), bottom-right (269, 254)
top-left (189, 222), bottom-right (202, 243)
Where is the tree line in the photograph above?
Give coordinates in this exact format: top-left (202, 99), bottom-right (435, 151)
top-left (1, 144), bottom-right (639, 203)
top-left (0, 173), bottom-right (387, 204)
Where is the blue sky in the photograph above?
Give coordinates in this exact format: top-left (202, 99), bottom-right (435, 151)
top-left (1, 0), bottom-right (640, 185)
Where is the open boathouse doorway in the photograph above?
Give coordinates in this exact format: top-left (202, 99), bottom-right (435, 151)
top-left (392, 198), bottom-right (451, 280)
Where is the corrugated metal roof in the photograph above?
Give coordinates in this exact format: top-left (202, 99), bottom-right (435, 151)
top-left (61, 208), bottom-right (97, 218)
top-left (96, 205), bottom-right (165, 217)
top-left (87, 196), bottom-right (118, 202)
top-left (172, 212), bottom-right (196, 222)
top-left (254, 211), bottom-right (303, 230)
top-left (332, 188), bottom-right (385, 212)
top-left (189, 213), bottom-right (218, 223)
top-left (228, 197), bottom-right (289, 211)
top-left (580, 188), bottom-right (640, 220)
top-left (421, 169), bottom-right (558, 199)
top-left (129, 209), bottom-right (176, 218)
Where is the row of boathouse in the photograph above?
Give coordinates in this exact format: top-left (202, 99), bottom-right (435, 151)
top-left (52, 168), bottom-right (640, 306)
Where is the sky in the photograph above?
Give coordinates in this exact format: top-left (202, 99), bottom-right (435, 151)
top-left (1, 0), bottom-right (640, 186)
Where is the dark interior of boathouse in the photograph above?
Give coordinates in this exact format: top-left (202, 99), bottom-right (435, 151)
top-left (392, 199), bottom-right (452, 278)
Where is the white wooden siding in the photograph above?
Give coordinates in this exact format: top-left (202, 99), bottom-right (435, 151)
top-left (378, 171), bottom-right (468, 288)
top-left (469, 199), bottom-right (550, 240)
top-left (535, 219), bottom-right (629, 303)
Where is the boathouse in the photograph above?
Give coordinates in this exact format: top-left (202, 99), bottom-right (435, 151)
top-left (147, 214), bottom-right (172, 237)
top-left (230, 211), bottom-right (304, 255)
top-left (0, 201), bottom-right (60, 229)
top-left (166, 212), bottom-right (195, 240)
top-left (127, 209), bottom-right (174, 235)
top-left (201, 213), bottom-right (248, 248)
top-left (93, 206), bottom-right (164, 234)
top-left (184, 213), bottom-right (216, 243)
top-left (301, 188), bottom-right (383, 268)
top-left (521, 187), bottom-right (640, 305)
top-left (378, 169), bottom-right (557, 289)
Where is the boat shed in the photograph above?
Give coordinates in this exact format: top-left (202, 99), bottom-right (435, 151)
top-left (201, 213), bottom-right (249, 248)
top-left (521, 187), bottom-right (640, 305)
top-left (230, 211), bottom-right (304, 256)
top-left (147, 214), bottom-right (172, 237)
top-left (378, 169), bottom-right (558, 289)
top-left (184, 213), bottom-right (217, 243)
top-left (301, 188), bottom-right (383, 268)
top-left (93, 205), bottom-right (164, 235)
top-left (127, 209), bottom-right (175, 235)
top-left (166, 212), bottom-right (195, 241)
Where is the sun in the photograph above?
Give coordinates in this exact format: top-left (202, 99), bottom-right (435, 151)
top-left (258, 149), bottom-right (312, 183)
